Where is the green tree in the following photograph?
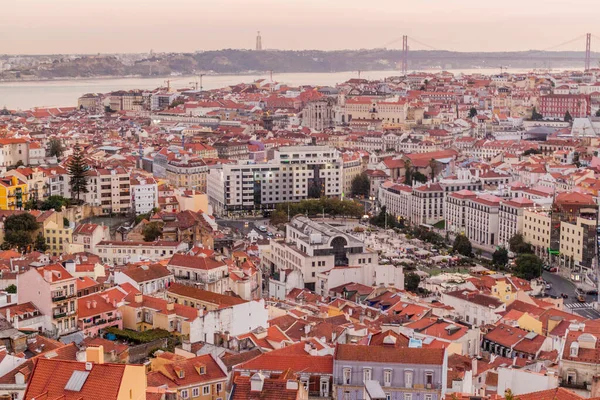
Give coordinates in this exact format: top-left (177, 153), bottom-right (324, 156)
top-left (405, 272), bottom-right (421, 292)
top-left (452, 234), bottom-right (473, 257)
top-left (2, 213), bottom-right (40, 252)
top-left (142, 222), bottom-right (163, 242)
top-left (5, 284), bottom-right (16, 294)
top-left (40, 195), bottom-right (69, 212)
top-left (48, 138), bottom-right (64, 159)
top-left (63, 217), bottom-right (70, 227)
top-left (468, 107), bottom-right (478, 118)
top-left (14, 160), bottom-right (24, 168)
top-left (523, 148), bottom-right (542, 156)
top-left (413, 171), bottom-right (428, 184)
top-left (270, 210), bottom-right (288, 226)
top-left (68, 147), bottom-right (90, 202)
top-left (493, 247), bottom-right (509, 266)
top-left (564, 110), bottom-right (573, 122)
top-left (514, 253), bottom-right (543, 280)
top-left (404, 159), bottom-right (413, 185)
top-left (351, 173), bottom-right (370, 197)
top-left (509, 233), bottom-right (532, 255)
top-left (34, 232), bottom-right (48, 252)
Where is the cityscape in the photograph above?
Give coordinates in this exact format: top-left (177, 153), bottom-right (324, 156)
top-left (3, 2), bottom-right (600, 400)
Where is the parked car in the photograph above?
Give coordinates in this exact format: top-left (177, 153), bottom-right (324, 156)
top-left (545, 283), bottom-right (552, 290)
top-left (561, 293), bottom-right (569, 299)
top-left (577, 294), bottom-right (586, 302)
top-left (549, 267), bottom-right (558, 273)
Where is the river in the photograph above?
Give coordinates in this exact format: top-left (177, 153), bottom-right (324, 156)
top-left (0, 67), bottom-right (579, 110)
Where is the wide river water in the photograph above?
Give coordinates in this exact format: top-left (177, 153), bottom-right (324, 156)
top-left (0, 67), bottom-right (580, 110)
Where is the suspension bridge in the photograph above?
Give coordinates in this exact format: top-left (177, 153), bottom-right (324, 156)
top-left (381, 33), bottom-right (600, 74)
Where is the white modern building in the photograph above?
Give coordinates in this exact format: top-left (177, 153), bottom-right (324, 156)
top-left (465, 194), bottom-right (502, 247)
top-left (131, 175), bottom-right (159, 215)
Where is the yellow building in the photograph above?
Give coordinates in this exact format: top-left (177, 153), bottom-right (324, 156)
top-left (523, 209), bottom-right (552, 259)
top-left (0, 176), bottom-right (28, 210)
top-left (44, 214), bottom-right (74, 256)
top-left (501, 309), bottom-right (543, 335)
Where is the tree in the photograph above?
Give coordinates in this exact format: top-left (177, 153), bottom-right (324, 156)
top-left (2, 213), bottom-right (40, 252)
top-left (493, 247), bottom-right (509, 266)
top-left (142, 222), bottom-right (163, 242)
top-left (34, 232), bottom-right (48, 252)
top-left (5, 284), bottom-right (16, 294)
top-left (405, 273), bottom-right (421, 292)
top-left (413, 171), bottom-right (428, 184)
top-left (14, 160), bottom-right (23, 168)
top-left (468, 107), bottom-right (478, 118)
top-left (509, 233), bottom-right (532, 255)
top-left (270, 210), bottom-right (288, 226)
top-left (452, 234), bottom-right (473, 257)
top-left (514, 253), bottom-right (543, 280)
top-left (404, 159), bottom-right (413, 185)
top-left (40, 195), bottom-right (69, 212)
top-left (531, 107), bottom-right (543, 121)
top-left (48, 138), bottom-right (64, 159)
top-left (68, 147), bottom-right (90, 202)
top-left (351, 173), bottom-right (370, 197)
top-left (523, 148), bottom-right (542, 156)
top-left (564, 110), bottom-right (573, 122)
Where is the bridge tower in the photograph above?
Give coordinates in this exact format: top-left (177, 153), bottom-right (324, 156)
top-left (585, 33), bottom-right (591, 71)
top-left (401, 35), bottom-right (408, 75)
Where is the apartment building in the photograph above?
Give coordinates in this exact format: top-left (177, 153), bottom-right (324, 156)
top-left (166, 158), bottom-right (208, 192)
top-left (538, 94), bottom-right (590, 119)
top-left (378, 182), bottom-right (413, 221)
top-left (214, 141), bottom-right (249, 160)
top-left (333, 345), bottom-right (447, 400)
top-left (95, 240), bottom-right (188, 265)
top-left (85, 168), bottom-right (131, 215)
top-left (560, 217), bottom-right (597, 270)
top-left (522, 208), bottom-right (552, 259)
top-left (441, 289), bottom-right (505, 327)
top-left (263, 216), bottom-right (377, 292)
top-left (303, 97), bottom-right (336, 130)
top-left (341, 153), bottom-right (362, 197)
top-left (0, 176), bottom-right (28, 210)
top-left (18, 264), bottom-right (78, 336)
top-left (167, 254), bottom-right (229, 294)
top-left (4, 167), bottom-right (46, 202)
top-left (208, 146), bottom-right (342, 216)
top-left (465, 194), bottom-right (502, 247)
top-left (410, 182), bottom-right (445, 225)
top-left (77, 93), bottom-right (103, 112)
top-left (131, 175), bottom-right (159, 215)
top-left (498, 197), bottom-right (535, 248)
top-left (114, 263), bottom-right (175, 294)
top-left (445, 190), bottom-right (478, 235)
top-left (43, 216), bottom-right (73, 256)
top-left (72, 223), bottom-right (110, 254)
top-left (108, 90), bottom-right (146, 112)
top-left (0, 139), bottom-right (30, 171)
top-left (40, 166), bottom-right (71, 199)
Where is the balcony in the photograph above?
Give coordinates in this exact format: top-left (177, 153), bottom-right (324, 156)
top-left (51, 293), bottom-right (76, 302)
top-left (53, 312), bottom-right (67, 319)
top-left (560, 381), bottom-right (589, 391)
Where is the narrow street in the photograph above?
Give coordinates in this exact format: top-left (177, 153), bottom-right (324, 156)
top-left (543, 271), bottom-right (600, 319)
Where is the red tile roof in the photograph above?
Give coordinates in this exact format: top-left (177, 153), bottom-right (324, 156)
top-left (334, 344), bottom-right (444, 365)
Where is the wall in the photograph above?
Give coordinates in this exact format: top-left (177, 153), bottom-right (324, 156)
top-left (117, 364), bottom-right (147, 400)
top-left (497, 367), bottom-right (558, 395)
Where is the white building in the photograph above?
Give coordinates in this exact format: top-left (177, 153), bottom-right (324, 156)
top-left (85, 167), bottom-right (132, 215)
top-left (207, 146), bottom-right (342, 216)
top-left (445, 190), bottom-right (478, 235)
top-left (316, 264), bottom-right (403, 297)
top-left (441, 289), bottom-right (505, 327)
top-left (95, 241), bottom-right (187, 265)
top-left (114, 263), bottom-right (175, 294)
top-left (465, 194), bottom-right (502, 247)
top-left (131, 175), bottom-right (159, 215)
top-left (498, 197), bottom-right (535, 248)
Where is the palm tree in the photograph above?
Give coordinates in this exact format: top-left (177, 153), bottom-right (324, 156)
top-left (428, 158), bottom-right (437, 181)
top-left (404, 158), bottom-right (413, 185)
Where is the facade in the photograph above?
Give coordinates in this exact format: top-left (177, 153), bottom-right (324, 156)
top-left (166, 158), bottom-right (208, 192)
top-left (263, 216), bottom-right (377, 292)
top-left (43, 217), bottom-right (74, 256)
top-left (0, 176), bottom-right (28, 210)
top-left (131, 175), bottom-right (159, 215)
top-left (538, 94), bottom-right (590, 119)
top-left (441, 289), bottom-right (505, 327)
top-left (465, 194), bottom-right (502, 247)
top-left (72, 223), bottom-right (111, 254)
top-left (303, 98), bottom-right (336, 131)
top-left (0, 139), bottom-right (30, 171)
top-left (522, 208), bottom-right (552, 259)
top-left (341, 154), bottom-right (362, 197)
top-left (498, 197), bottom-right (535, 248)
top-left (208, 146), bottom-right (342, 216)
top-left (333, 345), bottom-right (447, 400)
top-left (95, 240), bottom-right (187, 265)
top-left (85, 168), bottom-right (131, 215)
top-left (445, 190), bottom-right (478, 235)
top-left (411, 183), bottom-right (445, 226)
top-left (114, 263), bottom-right (175, 294)
top-left (214, 142), bottom-right (249, 160)
top-left (17, 264), bottom-right (78, 336)
top-left (167, 254), bottom-right (229, 294)
top-left (77, 292), bottom-right (123, 337)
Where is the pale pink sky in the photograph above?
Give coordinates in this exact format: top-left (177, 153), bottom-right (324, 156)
top-left (3, 0), bottom-right (600, 54)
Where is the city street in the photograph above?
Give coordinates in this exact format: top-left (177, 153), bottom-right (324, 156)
top-left (543, 271), bottom-right (600, 319)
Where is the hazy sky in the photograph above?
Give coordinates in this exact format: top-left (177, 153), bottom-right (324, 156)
top-left (4, 0), bottom-right (600, 54)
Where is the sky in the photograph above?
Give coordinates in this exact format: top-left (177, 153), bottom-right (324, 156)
top-left (3, 0), bottom-right (600, 55)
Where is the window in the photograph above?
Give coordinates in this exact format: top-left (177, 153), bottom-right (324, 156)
top-left (383, 369), bottom-right (392, 387)
top-left (363, 368), bottom-right (372, 382)
top-left (180, 390), bottom-right (189, 399)
top-left (192, 388), bottom-right (199, 397)
top-left (216, 383), bottom-right (222, 393)
top-left (425, 395), bottom-right (433, 400)
top-left (404, 371), bottom-right (413, 388)
top-left (404, 394), bottom-right (412, 400)
top-left (343, 368), bottom-right (351, 385)
top-left (203, 386), bottom-right (210, 395)
top-left (425, 372), bottom-right (434, 388)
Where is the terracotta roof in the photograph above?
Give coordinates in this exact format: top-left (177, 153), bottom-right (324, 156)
top-left (119, 263), bottom-right (173, 283)
top-left (168, 254), bottom-right (226, 270)
top-left (232, 369), bottom-right (301, 400)
top-left (24, 358), bottom-right (127, 400)
top-left (168, 283), bottom-right (247, 308)
top-left (516, 387), bottom-right (586, 400)
top-left (236, 353), bottom-right (333, 374)
top-left (334, 344), bottom-right (444, 365)
top-left (150, 354), bottom-right (227, 388)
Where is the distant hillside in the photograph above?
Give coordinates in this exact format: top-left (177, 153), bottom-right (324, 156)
top-left (1, 49), bottom-right (597, 80)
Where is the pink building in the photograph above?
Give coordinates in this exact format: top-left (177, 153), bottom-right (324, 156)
top-left (77, 287), bottom-right (126, 337)
top-left (18, 264), bottom-right (78, 336)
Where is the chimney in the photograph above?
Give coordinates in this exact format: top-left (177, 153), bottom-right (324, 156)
top-left (86, 300), bottom-right (91, 309)
top-left (166, 301), bottom-right (175, 311)
top-left (43, 269), bottom-right (52, 282)
top-left (250, 373), bottom-right (265, 392)
top-left (91, 300), bottom-right (97, 309)
top-left (135, 293), bottom-right (143, 304)
top-left (86, 345), bottom-right (105, 364)
top-left (182, 340), bottom-right (191, 352)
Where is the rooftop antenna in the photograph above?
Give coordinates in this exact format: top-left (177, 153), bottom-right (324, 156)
top-left (164, 79), bottom-right (171, 92)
